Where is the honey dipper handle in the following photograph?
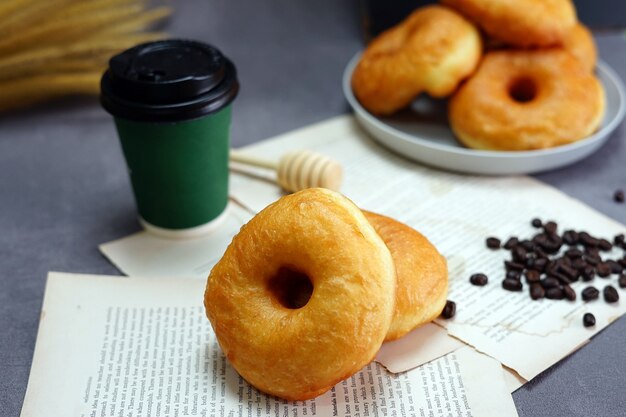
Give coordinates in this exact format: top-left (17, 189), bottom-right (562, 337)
top-left (230, 150), bottom-right (278, 170)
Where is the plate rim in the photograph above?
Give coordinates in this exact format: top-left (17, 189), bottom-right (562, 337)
top-left (343, 52), bottom-right (626, 161)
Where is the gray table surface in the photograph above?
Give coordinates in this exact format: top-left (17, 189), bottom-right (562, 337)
top-left (2, 2), bottom-right (626, 416)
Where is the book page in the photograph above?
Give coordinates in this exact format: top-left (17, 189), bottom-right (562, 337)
top-left (228, 115), bottom-right (626, 381)
top-left (21, 272), bottom-right (518, 417)
top-left (99, 203), bottom-right (252, 279)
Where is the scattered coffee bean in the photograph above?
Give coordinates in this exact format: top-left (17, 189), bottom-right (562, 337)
top-left (525, 269), bottom-right (541, 283)
top-left (582, 286), bottom-right (600, 302)
top-left (503, 237), bottom-right (519, 250)
top-left (615, 189), bottom-right (625, 203)
top-left (533, 257), bottom-right (548, 272)
top-left (486, 237), bottom-right (501, 249)
top-left (545, 287), bottom-right (565, 300)
top-left (502, 278), bottom-right (523, 292)
top-left (607, 260), bottom-right (623, 274)
top-left (603, 285), bottom-right (619, 303)
top-left (596, 262), bottom-right (612, 278)
top-left (581, 266), bottom-right (595, 281)
top-left (583, 313), bottom-right (596, 327)
top-left (541, 277), bottom-right (560, 289)
top-left (619, 258), bottom-right (626, 268)
top-left (565, 248), bottom-right (584, 259)
top-left (504, 261), bottom-right (525, 272)
top-left (562, 230), bottom-right (579, 245)
top-left (470, 273), bottom-right (488, 286)
top-left (506, 270), bottom-right (521, 280)
top-left (571, 257), bottom-right (587, 271)
top-left (441, 300), bottom-right (456, 319)
top-left (579, 232), bottom-right (599, 248)
top-left (512, 246), bottom-right (527, 263)
top-left (614, 234), bottom-right (625, 246)
top-left (543, 221), bottom-right (558, 235)
top-left (531, 218), bottom-right (542, 228)
top-left (530, 284), bottom-right (545, 300)
top-left (520, 239), bottom-right (535, 251)
top-left (598, 239), bottom-right (613, 251)
top-left (618, 275), bottom-right (626, 288)
top-left (563, 285), bottom-right (576, 301)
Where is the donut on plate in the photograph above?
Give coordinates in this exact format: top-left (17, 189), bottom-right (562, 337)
top-left (563, 23), bottom-right (597, 73)
top-left (351, 5), bottom-right (482, 115)
top-left (204, 188), bottom-right (396, 401)
top-left (449, 49), bottom-right (606, 151)
top-left (442, 0), bottom-right (576, 47)
top-left (363, 211), bottom-right (448, 342)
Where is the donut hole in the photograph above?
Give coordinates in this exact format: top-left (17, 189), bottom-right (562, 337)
top-left (508, 77), bottom-right (538, 103)
top-left (267, 267), bottom-right (314, 309)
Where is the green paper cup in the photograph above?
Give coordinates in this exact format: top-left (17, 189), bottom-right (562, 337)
top-left (100, 40), bottom-right (239, 237)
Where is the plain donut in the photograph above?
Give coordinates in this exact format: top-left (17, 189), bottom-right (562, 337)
top-left (449, 49), bottom-right (605, 151)
top-left (364, 211), bottom-right (448, 341)
top-left (204, 188), bottom-right (396, 400)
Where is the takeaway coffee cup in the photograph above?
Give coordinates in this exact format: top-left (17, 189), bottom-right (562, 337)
top-left (100, 39), bottom-right (239, 237)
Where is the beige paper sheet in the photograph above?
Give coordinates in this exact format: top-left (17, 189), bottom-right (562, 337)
top-left (21, 272), bottom-right (518, 417)
top-left (228, 115), bottom-right (626, 382)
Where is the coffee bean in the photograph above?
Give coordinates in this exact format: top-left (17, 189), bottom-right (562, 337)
top-left (579, 232), bottom-right (599, 248)
top-left (596, 262), bottom-right (612, 278)
top-left (543, 221), bottom-right (558, 235)
top-left (470, 273), bottom-right (488, 286)
top-left (533, 257), bottom-right (548, 272)
top-left (614, 234), bottom-right (625, 246)
top-left (563, 285), bottom-right (576, 301)
top-left (603, 285), bottom-right (619, 303)
top-left (606, 260), bottom-right (623, 274)
top-left (541, 277), bottom-right (560, 289)
top-left (530, 284), bottom-right (545, 300)
top-left (441, 300), bottom-right (456, 319)
top-left (615, 189), bottom-right (625, 203)
top-left (584, 254), bottom-right (600, 266)
top-left (565, 248), bottom-right (584, 259)
top-left (619, 258), bottom-right (626, 268)
top-left (534, 248), bottom-right (549, 260)
top-left (552, 272), bottom-right (573, 285)
top-left (502, 278), bottom-right (523, 292)
top-left (512, 247), bottom-right (527, 263)
top-left (506, 270), bottom-right (521, 280)
top-left (562, 230), bottom-right (579, 245)
top-left (571, 258), bottom-right (587, 271)
top-left (520, 239), bottom-right (535, 251)
top-left (559, 264), bottom-right (578, 280)
top-left (525, 269), bottom-right (541, 283)
top-left (618, 275), bottom-right (626, 288)
top-left (531, 218), bottom-right (542, 228)
top-left (598, 239), bottom-right (613, 251)
top-left (583, 313), bottom-right (596, 327)
top-left (525, 257), bottom-right (536, 269)
top-left (546, 287), bottom-right (565, 300)
top-left (582, 286), bottom-right (600, 302)
top-left (504, 260), bottom-right (525, 272)
top-left (503, 237), bottom-right (519, 250)
top-left (581, 266), bottom-right (595, 282)
top-left (486, 237), bottom-right (501, 249)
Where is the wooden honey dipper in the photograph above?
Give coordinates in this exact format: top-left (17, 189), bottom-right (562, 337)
top-left (230, 149), bottom-right (343, 192)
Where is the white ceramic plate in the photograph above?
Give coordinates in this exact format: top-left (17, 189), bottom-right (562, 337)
top-left (343, 53), bottom-right (626, 175)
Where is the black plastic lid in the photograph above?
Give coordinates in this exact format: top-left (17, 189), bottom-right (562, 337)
top-left (100, 39), bottom-right (239, 122)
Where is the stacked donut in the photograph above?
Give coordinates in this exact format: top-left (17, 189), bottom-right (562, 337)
top-left (351, 1), bottom-right (606, 151)
top-left (204, 188), bottom-right (447, 400)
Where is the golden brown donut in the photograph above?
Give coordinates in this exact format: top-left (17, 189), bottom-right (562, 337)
top-left (442, 0), bottom-right (576, 47)
top-left (449, 50), bottom-right (605, 151)
top-left (364, 211), bottom-right (448, 342)
top-left (351, 5), bottom-right (482, 115)
top-left (563, 23), bottom-right (597, 73)
top-left (204, 188), bottom-right (396, 401)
